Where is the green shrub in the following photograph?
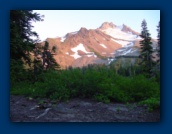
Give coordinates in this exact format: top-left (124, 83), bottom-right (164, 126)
top-left (10, 82), bottom-right (35, 96)
top-left (114, 74), bottom-right (160, 102)
top-left (139, 97), bottom-right (160, 112)
top-left (94, 94), bottom-right (110, 103)
top-left (11, 64), bottom-right (160, 106)
top-left (49, 87), bottom-right (70, 101)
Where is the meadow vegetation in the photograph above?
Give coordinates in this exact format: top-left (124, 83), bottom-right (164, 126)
top-left (11, 63), bottom-right (160, 111)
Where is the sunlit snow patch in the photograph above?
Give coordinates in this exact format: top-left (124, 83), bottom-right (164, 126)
top-left (101, 27), bottom-right (137, 41)
top-left (70, 53), bottom-right (81, 59)
top-left (70, 43), bottom-right (95, 59)
top-left (87, 55), bottom-right (93, 57)
top-left (111, 38), bottom-right (130, 47)
top-left (100, 44), bottom-right (107, 48)
top-left (60, 36), bottom-right (66, 42)
top-left (71, 43), bottom-right (90, 53)
top-left (121, 48), bottom-right (132, 55)
top-left (107, 58), bottom-right (114, 64)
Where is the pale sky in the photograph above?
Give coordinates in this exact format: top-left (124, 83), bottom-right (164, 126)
top-left (32, 10), bottom-right (160, 41)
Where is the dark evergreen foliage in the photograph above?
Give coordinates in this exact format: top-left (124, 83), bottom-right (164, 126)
top-left (10, 10), bottom-right (43, 62)
top-left (10, 10), bottom-right (43, 82)
top-left (139, 19), bottom-right (153, 74)
top-left (41, 41), bottom-right (60, 70)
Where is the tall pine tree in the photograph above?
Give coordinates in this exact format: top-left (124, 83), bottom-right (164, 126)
top-left (139, 19), bottom-right (153, 74)
top-left (10, 10), bottom-right (43, 82)
top-left (42, 41), bottom-right (60, 70)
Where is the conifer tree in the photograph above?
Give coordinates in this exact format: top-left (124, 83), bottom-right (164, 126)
top-left (42, 41), bottom-right (60, 70)
top-left (10, 10), bottom-right (43, 81)
top-left (139, 19), bottom-right (153, 74)
top-left (10, 10), bottom-right (43, 63)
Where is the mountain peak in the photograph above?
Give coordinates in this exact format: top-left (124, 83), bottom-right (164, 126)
top-left (121, 24), bottom-right (140, 35)
top-left (122, 24), bottom-right (130, 29)
top-left (79, 27), bottom-right (88, 32)
top-left (80, 27), bottom-right (87, 30)
top-left (99, 22), bottom-right (116, 30)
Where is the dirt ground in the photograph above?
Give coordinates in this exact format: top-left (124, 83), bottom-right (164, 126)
top-left (10, 95), bottom-right (160, 122)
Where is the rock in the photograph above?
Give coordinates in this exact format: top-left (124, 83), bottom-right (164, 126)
top-left (35, 108), bottom-right (51, 119)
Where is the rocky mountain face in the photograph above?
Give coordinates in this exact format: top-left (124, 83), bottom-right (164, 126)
top-left (38, 22), bottom-right (157, 68)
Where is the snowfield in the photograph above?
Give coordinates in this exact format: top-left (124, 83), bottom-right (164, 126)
top-left (101, 27), bottom-right (137, 41)
top-left (111, 38), bottom-right (130, 47)
top-left (70, 43), bottom-right (96, 59)
top-left (114, 41), bottom-right (137, 56)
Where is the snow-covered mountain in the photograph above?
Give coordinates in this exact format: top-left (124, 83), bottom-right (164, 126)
top-left (38, 22), bottom-right (157, 68)
top-left (98, 22), bottom-right (140, 42)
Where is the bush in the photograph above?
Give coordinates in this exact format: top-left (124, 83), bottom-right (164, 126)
top-left (10, 82), bottom-right (35, 96)
top-left (11, 64), bottom-right (160, 109)
top-left (94, 94), bottom-right (110, 103)
top-left (115, 75), bottom-right (160, 102)
top-left (139, 97), bottom-right (160, 112)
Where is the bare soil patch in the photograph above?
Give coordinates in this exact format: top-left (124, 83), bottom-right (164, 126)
top-left (10, 95), bottom-right (160, 122)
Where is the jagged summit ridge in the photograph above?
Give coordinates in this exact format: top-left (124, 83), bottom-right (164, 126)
top-left (121, 24), bottom-right (140, 35)
top-left (98, 22), bottom-right (140, 41)
top-left (99, 22), bottom-right (116, 30)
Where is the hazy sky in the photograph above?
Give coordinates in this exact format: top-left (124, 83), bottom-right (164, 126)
top-left (32, 10), bottom-right (160, 41)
